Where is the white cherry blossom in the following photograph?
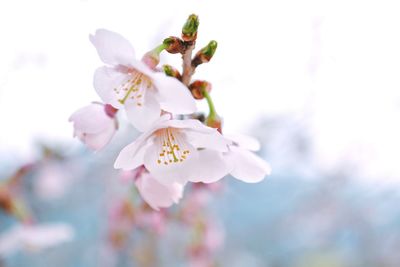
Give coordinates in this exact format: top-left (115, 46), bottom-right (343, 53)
top-left (114, 115), bottom-right (231, 185)
top-left (69, 102), bottom-right (117, 151)
top-left (90, 29), bottom-right (196, 131)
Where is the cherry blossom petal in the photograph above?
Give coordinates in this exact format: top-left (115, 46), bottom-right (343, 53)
top-left (143, 141), bottom-right (198, 185)
top-left (90, 29), bottom-right (136, 66)
top-left (114, 115), bottom-right (172, 170)
top-left (189, 149), bottom-right (230, 183)
top-left (161, 119), bottom-right (215, 133)
top-left (125, 91), bottom-right (161, 132)
top-left (226, 147), bottom-right (271, 183)
top-left (152, 72), bottom-right (197, 114)
top-left (143, 114), bottom-right (172, 132)
top-left (69, 103), bottom-right (111, 133)
top-left (81, 122), bottom-right (116, 151)
top-left (135, 172), bottom-right (184, 210)
top-left (184, 130), bottom-right (231, 152)
top-left (93, 66), bottom-right (129, 108)
top-left (225, 133), bottom-right (261, 151)
top-left (128, 59), bottom-right (156, 78)
top-left (114, 139), bottom-right (153, 170)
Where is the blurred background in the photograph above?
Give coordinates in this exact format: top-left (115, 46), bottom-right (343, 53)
top-left (1, 0), bottom-right (400, 266)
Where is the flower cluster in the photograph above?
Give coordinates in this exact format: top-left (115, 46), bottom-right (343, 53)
top-left (69, 15), bottom-right (271, 210)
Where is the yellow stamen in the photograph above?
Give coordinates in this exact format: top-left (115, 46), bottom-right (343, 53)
top-left (155, 129), bottom-right (191, 165)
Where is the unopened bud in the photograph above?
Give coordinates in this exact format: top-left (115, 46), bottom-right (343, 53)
top-left (163, 37), bottom-right (185, 54)
top-left (162, 65), bottom-right (182, 80)
top-left (189, 80), bottom-right (212, 100)
top-left (182, 14), bottom-right (199, 42)
top-left (192, 40), bottom-right (218, 67)
top-left (206, 114), bottom-right (223, 133)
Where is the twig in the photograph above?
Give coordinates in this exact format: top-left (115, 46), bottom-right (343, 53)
top-left (181, 43), bottom-right (196, 86)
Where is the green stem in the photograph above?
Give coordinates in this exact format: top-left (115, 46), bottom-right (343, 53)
top-left (202, 89), bottom-right (217, 119)
top-left (154, 43), bottom-right (167, 54)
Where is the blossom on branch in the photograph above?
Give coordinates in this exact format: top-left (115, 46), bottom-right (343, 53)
top-left (90, 29), bottom-right (196, 131)
top-left (69, 102), bottom-right (118, 150)
top-left (114, 115), bottom-right (231, 185)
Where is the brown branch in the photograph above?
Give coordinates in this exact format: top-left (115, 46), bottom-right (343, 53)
top-left (181, 43), bottom-right (196, 87)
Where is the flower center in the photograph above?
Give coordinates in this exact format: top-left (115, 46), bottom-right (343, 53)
top-left (114, 71), bottom-right (152, 106)
top-left (155, 128), bottom-right (191, 165)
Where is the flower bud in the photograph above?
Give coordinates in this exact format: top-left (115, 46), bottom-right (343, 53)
top-left (206, 114), bottom-right (223, 133)
top-left (189, 80), bottom-right (212, 100)
top-left (192, 40), bottom-right (218, 68)
top-left (163, 37), bottom-right (185, 54)
top-left (162, 65), bottom-right (182, 80)
top-left (182, 14), bottom-right (199, 42)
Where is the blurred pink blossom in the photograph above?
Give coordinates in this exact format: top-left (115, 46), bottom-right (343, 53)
top-left (0, 223), bottom-right (74, 256)
top-left (34, 162), bottom-right (72, 200)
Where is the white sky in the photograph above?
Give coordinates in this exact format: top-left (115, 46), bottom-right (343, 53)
top-left (1, 0), bottom-right (400, 180)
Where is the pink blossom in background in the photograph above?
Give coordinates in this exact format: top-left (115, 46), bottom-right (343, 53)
top-left (107, 199), bottom-right (135, 249)
top-left (134, 206), bottom-right (167, 235)
top-left (34, 162), bottom-right (72, 200)
top-left (0, 223), bottom-right (74, 256)
top-left (180, 187), bottom-right (213, 225)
